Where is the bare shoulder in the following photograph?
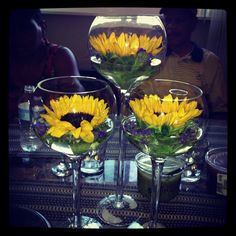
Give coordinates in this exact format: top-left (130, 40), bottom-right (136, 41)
top-left (52, 46), bottom-right (79, 75)
top-left (54, 46), bottom-right (77, 61)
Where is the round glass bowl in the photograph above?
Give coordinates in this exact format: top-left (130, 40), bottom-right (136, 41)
top-left (205, 147), bottom-right (227, 196)
top-left (135, 152), bottom-right (185, 201)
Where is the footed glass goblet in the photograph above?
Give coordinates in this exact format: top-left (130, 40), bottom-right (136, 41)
top-left (30, 76), bottom-right (116, 228)
top-left (122, 79), bottom-right (208, 228)
top-left (88, 15), bottom-right (167, 227)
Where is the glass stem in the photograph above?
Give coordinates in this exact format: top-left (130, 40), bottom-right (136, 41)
top-left (150, 157), bottom-right (165, 228)
top-left (71, 158), bottom-right (82, 228)
top-left (114, 116), bottom-right (125, 208)
top-left (114, 91), bottom-right (127, 208)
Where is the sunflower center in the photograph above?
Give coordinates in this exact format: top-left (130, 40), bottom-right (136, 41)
top-left (61, 112), bottom-right (93, 128)
top-left (154, 112), bottom-right (167, 116)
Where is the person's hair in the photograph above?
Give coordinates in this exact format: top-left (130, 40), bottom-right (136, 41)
top-left (9, 9), bottom-right (49, 44)
top-left (10, 9), bottom-right (44, 27)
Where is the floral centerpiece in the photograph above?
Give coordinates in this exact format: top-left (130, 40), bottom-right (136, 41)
top-left (123, 94), bottom-right (203, 158)
top-left (89, 32), bottom-right (164, 90)
top-left (88, 16), bottom-right (168, 227)
top-left (33, 94), bottom-right (113, 156)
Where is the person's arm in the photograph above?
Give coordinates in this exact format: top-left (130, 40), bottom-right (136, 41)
top-left (203, 51), bottom-right (227, 117)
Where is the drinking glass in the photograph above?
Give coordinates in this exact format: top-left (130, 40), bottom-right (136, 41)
top-left (30, 76), bottom-right (117, 228)
top-left (122, 79), bottom-right (208, 228)
top-left (88, 15), bottom-right (167, 226)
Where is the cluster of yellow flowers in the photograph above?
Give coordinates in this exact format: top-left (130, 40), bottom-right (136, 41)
top-left (41, 95), bottom-right (109, 143)
top-left (129, 94), bottom-right (202, 128)
top-left (89, 32), bottom-right (163, 57)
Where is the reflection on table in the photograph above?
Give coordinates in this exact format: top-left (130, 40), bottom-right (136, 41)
top-left (9, 119), bottom-right (227, 228)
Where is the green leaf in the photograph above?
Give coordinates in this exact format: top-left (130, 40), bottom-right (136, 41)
top-left (70, 142), bottom-right (91, 155)
top-left (161, 125), bottom-right (170, 136)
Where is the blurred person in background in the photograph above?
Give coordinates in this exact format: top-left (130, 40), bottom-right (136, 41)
top-left (9, 9), bottom-right (81, 121)
top-left (153, 8), bottom-right (227, 119)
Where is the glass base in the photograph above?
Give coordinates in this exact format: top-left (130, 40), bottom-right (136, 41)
top-left (51, 162), bottom-right (72, 177)
top-left (68, 215), bottom-right (102, 228)
top-left (96, 194), bottom-right (139, 227)
top-left (143, 221), bottom-right (165, 228)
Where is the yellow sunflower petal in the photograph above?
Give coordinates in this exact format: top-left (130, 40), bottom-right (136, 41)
top-left (117, 32), bottom-right (126, 52)
top-left (80, 120), bottom-right (93, 132)
top-left (43, 104), bottom-right (58, 119)
top-left (71, 127), bottom-right (81, 139)
top-left (80, 131), bottom-right (94, 143)
top-left (152, 47), bottom-right (163, 56)
top-left (130, 33), bottom-right (139, 54)
top-left (41, 114), bottom-right (59, 126)
top-left (42, 94), bottom-right (109, 141)
top-left (130, 93), bottom-right (202, 129)
top-left (46, 120), bottom-right (75, 138)
top-left (47, 126), bottom-right (66, 138)
top-left (155, 35), bottom-right (163, 48)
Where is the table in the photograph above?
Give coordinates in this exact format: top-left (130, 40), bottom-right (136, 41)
top-left (9, 119), bottom-right (228, 228)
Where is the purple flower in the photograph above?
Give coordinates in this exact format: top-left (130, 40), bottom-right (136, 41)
top-left (180, 128), bottom-right (197, 144)
top-left (137, 48), bottom-right (146, 54)
top-left (98, 130), bottom-right (107, 139)
top-left (141, 128), bottom-right (152, 135)
top-left (124, 120), bottom-right (152, 137)
top-left (35, 122), bottom-right (47, 136)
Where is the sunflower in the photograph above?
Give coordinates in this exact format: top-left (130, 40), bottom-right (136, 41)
top-left (129, 94), bottom-right (202, 129)
top-left (89, 32), bottom-right (163, 57)
top-left (40, 94), bottom-right (109, 143)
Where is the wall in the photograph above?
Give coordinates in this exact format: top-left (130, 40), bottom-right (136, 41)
top-left (43, 14), bottom-right (95, 70)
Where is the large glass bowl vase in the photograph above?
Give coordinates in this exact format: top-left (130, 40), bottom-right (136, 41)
top-left (88, 15), bottom-right (167, 227)
top-left (30, 76), bottom-right (117, 228)
top-left (88, 15), bottom-right (167, 92)
top-left (122, 79), bottom-right (208, 228)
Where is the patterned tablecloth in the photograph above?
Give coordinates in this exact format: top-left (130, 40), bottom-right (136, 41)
top-left (8, 119), bottom-right (228, 228)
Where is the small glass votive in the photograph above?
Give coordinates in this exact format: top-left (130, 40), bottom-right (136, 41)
top-left (135, 152), bottom-right (185, 202)
top-left (205, 147), bottom-right (227, 196)
top-left (81, 143), bottom-right (107, 176)
top-left (181, 137), bottom-right (209, 183)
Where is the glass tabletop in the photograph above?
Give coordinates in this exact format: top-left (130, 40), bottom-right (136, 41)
top-left (8, 119), bottom-right (228, 228)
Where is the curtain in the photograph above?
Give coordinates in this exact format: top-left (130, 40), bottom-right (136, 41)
top-left (206, 9), bottom-right (227, 80)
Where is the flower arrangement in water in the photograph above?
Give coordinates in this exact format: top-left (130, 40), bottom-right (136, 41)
top-left (34, 94), bottom-right (113, 155)
top-left (89, 32), bottom-right (164, 89)
top-left (89, 32), bottom-right (163, 57)
top-left (123, 94), bottom-right (203, 157)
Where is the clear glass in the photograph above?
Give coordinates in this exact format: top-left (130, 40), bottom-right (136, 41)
top-left (205, 147), bottom-right (227, 196)
top-left (30, 76), bottom-right (117, 228)
top-left (135, 152), bottom-right (185, 202)
top-left (19, 85), bottom-right (42, 152)
top-left (180, 136), bottom-right (209, 183)
top-left (88, 15), bottom-right (167, 227)
top-left (122, 79), bottom-right (208, 228)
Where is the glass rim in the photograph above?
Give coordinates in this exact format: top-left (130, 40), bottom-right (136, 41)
top-left (149, 78), bottom-right (203, 101)
top-left (89, 15), bottom-right (166, 33)
top-left (205, 147), bottom-right (227, 173)
top-left (37, 75), bottom-right (111, 95)
top-left (94, 15), bottom-right (163, 18)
